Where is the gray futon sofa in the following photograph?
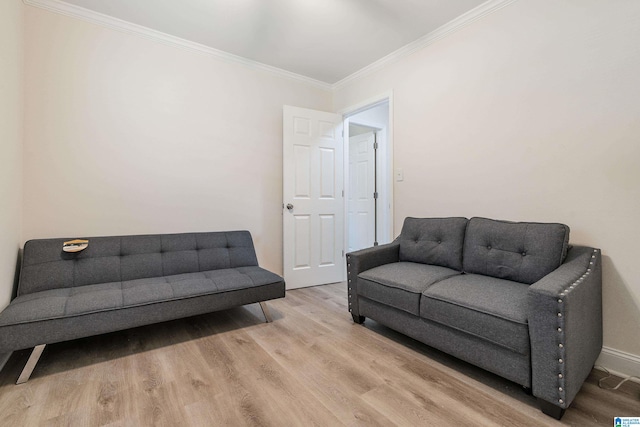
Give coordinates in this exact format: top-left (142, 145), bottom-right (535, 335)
top-left (0, 230), bottom-right (285, 383)
top-left (346, 217), bottom-right (602, 420)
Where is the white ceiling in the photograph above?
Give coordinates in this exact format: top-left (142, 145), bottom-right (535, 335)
top-left (57, 0), bottom-right (488, 84)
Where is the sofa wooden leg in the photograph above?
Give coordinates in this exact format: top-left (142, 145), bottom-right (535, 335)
top-left (259, 302), bottom-right (273, 323)
top-left (351, 314), bottom-right (365, 324)
top-left (16, 344), bottom-right (46, 385)
top-left (538, 398), bottom-right (566, 420)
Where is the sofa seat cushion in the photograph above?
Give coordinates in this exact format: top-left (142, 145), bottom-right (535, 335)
top-left (358, 262), bottom-right (461, 316)
top-left (420, 274), bottom-right (530, 354)
top-left (0, 266), bottom-right (282, 326)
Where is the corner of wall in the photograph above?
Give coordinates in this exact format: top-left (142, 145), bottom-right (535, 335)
top-left (0, 0), bottom-right (25, 311)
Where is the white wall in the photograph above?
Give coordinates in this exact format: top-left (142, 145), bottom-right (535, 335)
top-left (0, 0), bottom-right (24, 310)
top-left (23, 6), bottom-right (332, 275)
top-left (334, 0), bottom-right (640, 361)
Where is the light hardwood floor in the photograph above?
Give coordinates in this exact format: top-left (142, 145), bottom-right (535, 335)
top-left (0, 283), bottom-right (637, 426)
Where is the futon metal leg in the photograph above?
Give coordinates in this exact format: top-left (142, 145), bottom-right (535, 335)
top-left (16, 344), bottom-right (46, 384)
top-left (259, 301), bottom-right (273, 323)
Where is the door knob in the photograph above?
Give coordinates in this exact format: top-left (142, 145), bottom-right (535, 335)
top-left (286, 203), bottom-right (294, 210)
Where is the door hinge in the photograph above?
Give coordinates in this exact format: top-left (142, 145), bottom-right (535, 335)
top-left (373, 142), bottom-right (378, 150)
top-left (342, 250), bottom-right (345, 257)
top-left (342, 189), bottom-right (344, 197)
top-left (373, 192), bottom-right (378, 199)
top-left (342, 129), bottom-right (344, 137)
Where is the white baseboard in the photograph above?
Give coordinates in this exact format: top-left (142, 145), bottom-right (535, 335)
top-left (595, 346), bottom-right (640, 383)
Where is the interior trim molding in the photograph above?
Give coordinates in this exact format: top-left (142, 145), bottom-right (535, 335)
top-left (22, 0), bottom-right (332, 91)
top-left (24, 0), bottom-right (518, 91)
top-left (596, 346), bottom-right (640, 383)
top-left (332, 0), bottom-right (519, 90)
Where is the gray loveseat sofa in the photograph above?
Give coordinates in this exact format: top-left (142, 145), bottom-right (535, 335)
top-left (0, 230), bottom-right (285, 384)
top-left (346, 217), bottom-right (602, 419)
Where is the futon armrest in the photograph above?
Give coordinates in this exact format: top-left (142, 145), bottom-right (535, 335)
top-left (346, 242), bottom-right (400, 317)
top-left (527, 245), bottom-right (602, 410)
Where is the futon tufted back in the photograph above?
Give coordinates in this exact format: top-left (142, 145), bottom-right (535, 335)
top-left (19, 231), bottom-right (259, 295)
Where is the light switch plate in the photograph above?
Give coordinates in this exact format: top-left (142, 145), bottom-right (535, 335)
top-left (395, 168), bottom-right (404, 182)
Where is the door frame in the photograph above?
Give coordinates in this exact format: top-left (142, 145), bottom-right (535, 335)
top-left (339, 91), bottom-right (394, 254)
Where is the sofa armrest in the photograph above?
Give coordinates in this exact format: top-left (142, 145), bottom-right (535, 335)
top-left (527, 245), bottom-right (602, 410)
top-left (346, 242), bottom-right (400, 318)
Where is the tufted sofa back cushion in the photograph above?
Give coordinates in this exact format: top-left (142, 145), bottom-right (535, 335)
top-left (463, 217), bottom-right (570, 284)
top-left (18, 231), bottom-right (259, 296)
top-left (398, 217), bottom-right (468, 270)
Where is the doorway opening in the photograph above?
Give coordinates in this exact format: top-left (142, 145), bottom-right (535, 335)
top-left (281, 96), bottom-right (392, 288)
top-left (343, 96), bottom-right (392, 253)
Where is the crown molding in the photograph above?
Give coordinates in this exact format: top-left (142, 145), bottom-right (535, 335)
top-left (332, 0), bottom-right (519, 90)
top-left (24, 0), bottom-right (517, 92)
top-left (23, 0), bottom-right (332, 91)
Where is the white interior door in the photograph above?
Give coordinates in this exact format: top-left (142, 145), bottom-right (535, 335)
top-left (283, 105), bottom-right (344, 289)
top-left (348, 132), bottom-right (376, 252)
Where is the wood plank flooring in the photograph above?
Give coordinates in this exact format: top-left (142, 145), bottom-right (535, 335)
top-left (0, 283), bottom-right (637, 426)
